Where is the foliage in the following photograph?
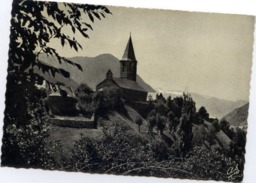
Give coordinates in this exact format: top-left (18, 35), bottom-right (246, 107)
top-left (9, 0), bottom-right (111, 79)
top-left (51, 133), bottom-right (244, 181)
top-left (75, 84), bottom-right (94, 117)
top-left (181, 146), bottom-right (243, 181)
top-left (94, 87), bottom-right (124, 118)
top-left (148, 110), bottom-right (157, 133)
top-left (198, 106), bottom-right (209, 120)
top-left (219, 119), bottom-right (233, 139)
top-left (155, 113), bottom-right (166, 134)
top-left (155, 100), bottom-right (168, 116)
top-left (175, 113), bottom-right (193, 157)
top-left (212, 119), bottom-right (220, 132)
top-left (2, 0), bottom-right (111, 166)
top-left (1, 87), bottom-right (54, 167)
top-left (135, 118), bottom-right (143, 132)
top-left (166, 96), bottom-right (172, 109)
top-left (156, 93), bottom-right (166, 103)
top-left (169, 97), bottom-right (184, 118)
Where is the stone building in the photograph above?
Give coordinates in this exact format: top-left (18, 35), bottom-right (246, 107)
top-left (96, 35), bottom-right (148, 102)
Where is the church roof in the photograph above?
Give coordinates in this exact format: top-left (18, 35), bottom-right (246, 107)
top-left (122, 34), bottom-right (137, 61)
top-left (113, 78), bottom-right (146, 92)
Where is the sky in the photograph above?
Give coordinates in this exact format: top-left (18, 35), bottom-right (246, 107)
top-left (51, 5), bottom-right (255, 101)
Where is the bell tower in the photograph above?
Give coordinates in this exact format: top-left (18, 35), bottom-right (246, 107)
top-left (120, 34), bottom-right (137, 82)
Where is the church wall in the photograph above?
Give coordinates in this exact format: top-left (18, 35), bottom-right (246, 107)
top-left (121, 88), bottom-right (147, 102)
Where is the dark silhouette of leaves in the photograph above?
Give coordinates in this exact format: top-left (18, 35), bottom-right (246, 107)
top-left (88, 12), bottom-right (94, 22)
top-left (8, 0), bottom-right (111, 82)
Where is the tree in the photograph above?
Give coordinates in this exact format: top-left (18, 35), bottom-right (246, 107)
top-left (135, 118), bottom-right (143, 132)
top-left (166, 96), bottom-right (172, 109)
top-left (148, 110), bottom-right (157, 133)
top-left (3, 0), bottom-right (111, 166)
top-left (212, 119), bottom-right (220, 132)
top-left (176, 113), bottom-right (193, 157)
top-left (171, 97), bottom-right (184, 118)
top-left (156, 113), bottom-right (166, 134)
top-left (167, 110), bottom-right (175, 133)
top-left (198, 106), bottom-right (209, 120)
top-left (219, 119), bottom-right (233, 138)
top-left (75, 84), bottom-right (94, 117)
top-left (155, 100), bottom-right (168, 116)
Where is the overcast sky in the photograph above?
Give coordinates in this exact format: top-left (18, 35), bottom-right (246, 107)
top-left (51, 5), bottom-right (255, 101)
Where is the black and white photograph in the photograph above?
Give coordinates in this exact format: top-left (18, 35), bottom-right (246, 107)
top-left (0, 0), bottom-right (255, 182)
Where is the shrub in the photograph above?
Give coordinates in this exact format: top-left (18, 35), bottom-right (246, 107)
top-left (1, 87), bottom-right (53, 167)
top-left (75, 84), bottom-right (95, 118)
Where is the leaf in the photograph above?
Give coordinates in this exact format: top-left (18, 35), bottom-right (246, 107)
top-left (71, 25), bottom-right (75, 33)
top-left (100, 12), bottom-right (105, 18)
top-left (73, 42), bottom-right (78, 51)
top-left (83, 22), bottom-right (93, 30)
top-left (50, 69), bottom-right (56, 77)
top-left (68, 39), bottom-right (73, 48)
top-left (104, 8), bottom-right (112, 14)
top-left (92, 12), bottom-right (101, 20)
top-left (80, 30), bottom-right (89, 39)
top-left (88, 12), bottom-right (94, 22)
top-left (58, 69), bottom-right (70, 78)
top-left (75, 63), bottom-right (83, 71)
top-left (61, 37), bottom-right (65, 47)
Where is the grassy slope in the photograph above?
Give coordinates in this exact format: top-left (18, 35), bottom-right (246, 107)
top-left (46, 105), bottom-right (152, 160)
top-left (46, 104), bottom-right (233, 163)
top-left (47, 126), bottom-right (104, 160)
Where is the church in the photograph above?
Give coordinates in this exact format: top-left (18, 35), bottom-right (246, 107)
top-left (96, 35), bottom-right (148, 102)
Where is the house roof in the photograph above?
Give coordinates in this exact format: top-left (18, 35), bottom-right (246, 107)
top-left (121, 34), bottom-right (137, 62)
top-left (112, 78), bottom-right (146, 92)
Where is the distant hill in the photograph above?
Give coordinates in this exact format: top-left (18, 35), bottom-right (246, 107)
top-left (37, 53), bottom-right (247, 119)
top-left (221, 103), bottom-right (249, 126)
top-left (157, 90), bottom-right (247, 119)
top-left (191, 93), bottom-right (247, 119)
top-left (38, 53), bottom-right (155, 92)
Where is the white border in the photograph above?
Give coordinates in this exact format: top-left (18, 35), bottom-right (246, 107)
top-left (0, 1), bottom-right (255, 183)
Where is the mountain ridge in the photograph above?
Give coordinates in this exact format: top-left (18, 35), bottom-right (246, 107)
top-left (38, 53), bottom-right (155, 92)
top-left (221, 103), bottom-right (249, 126)
top-left (37, 53), bottom-right (247, 119)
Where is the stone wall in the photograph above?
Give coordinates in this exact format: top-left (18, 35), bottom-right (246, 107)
top-left (49, 115), bottom-right (96, 128)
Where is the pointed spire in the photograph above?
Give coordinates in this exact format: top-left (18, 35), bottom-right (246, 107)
top-left (122, 34), bottom-right (137, 61)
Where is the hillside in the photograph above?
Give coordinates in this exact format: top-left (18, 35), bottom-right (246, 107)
top-left (191, 93), bottom-right (247, 119)
top-left (47, 104), bottom-right (233, 162)
top-left (46, 105), bottom-right (152, 160)
top-left (221, 103), bottom-right (249, 126)
top-left (38, 53), bottom-right (155, 92)
top-left (158, 91), bottom-right (247, 119)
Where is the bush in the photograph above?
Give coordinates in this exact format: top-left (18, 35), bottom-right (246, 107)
top-left (75, 84), bottom-right (95, 118)
top-left (198, 106), bottom-right (209, 120)
top-left (135, 118), bottom-right (143, 132)
top-left (2, 87), bottom-right (54, 167)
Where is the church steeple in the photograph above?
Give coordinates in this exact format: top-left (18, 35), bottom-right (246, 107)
top-left (122, 33), bottom-right (137, 61)
top-left (120, 34), bottom-right (138, 82)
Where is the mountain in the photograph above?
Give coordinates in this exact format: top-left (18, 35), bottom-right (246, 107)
top-left (37, 53), bottom-right (246, 119)
top-left (221, 103), bottom-right (249, 126)
top-left (155, 90), bottom-right (248, 119)
top-left (38, 53), bottom-right (155, 92)
top-left (190, 93), bottom-right (248, 119)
